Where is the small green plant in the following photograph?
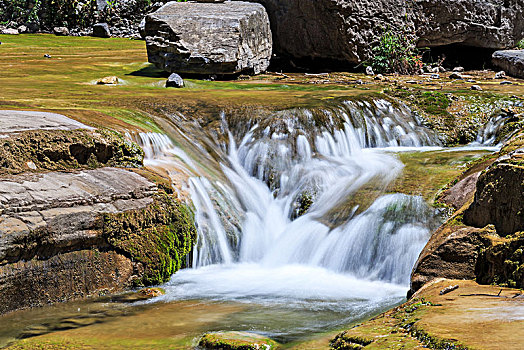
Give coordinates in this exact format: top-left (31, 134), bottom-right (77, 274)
top-left (517, 39), bottom-right (524, 49)
top-left (369, 30), bottom-right (423, 74)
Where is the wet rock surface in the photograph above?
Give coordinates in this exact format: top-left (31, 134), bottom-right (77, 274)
top-left (493, 50), bottom-right (524, 79)
top-left (145, 1), bottom-right (272, 75)
top-left (411, 136), bottom-right (524, 296)
top-left (463, 151), bottom-right (524, 236)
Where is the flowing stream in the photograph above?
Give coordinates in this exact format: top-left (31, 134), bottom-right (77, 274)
top-left (135, 99), bottom-right (445, 341)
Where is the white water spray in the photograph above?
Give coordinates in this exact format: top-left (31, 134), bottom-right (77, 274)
top-left (137, 99), bottom-right (445, 338)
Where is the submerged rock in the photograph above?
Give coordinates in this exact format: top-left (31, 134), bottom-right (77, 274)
top-left (199, 331), bottom-right (278, 349)
top-left (145, 1), bottom-right (272, 75)
top-left (492, 50), bottom-right (524, 79)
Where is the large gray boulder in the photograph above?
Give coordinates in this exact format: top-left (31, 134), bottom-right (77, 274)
top-left (145, 1), bottom-right (272, 75)
top-left (492, 50), bottom-right (524, 78)
top-left (233, 0), bottom-right (524, 65)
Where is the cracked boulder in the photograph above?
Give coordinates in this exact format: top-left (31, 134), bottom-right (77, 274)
top-left (145, 1), bottom-right (272, 75)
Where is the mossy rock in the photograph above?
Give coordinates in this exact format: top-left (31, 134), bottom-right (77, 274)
top-left (199, 331), bottom-right (279, 350)
top-left (103, 192), bottom-right (196, 286)
top-left (0, 128), bottom-right (143, 174)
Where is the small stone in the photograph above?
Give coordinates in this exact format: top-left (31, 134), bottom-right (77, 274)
top-left (374, 74), bottom-right (384, 80)
top-left (430, 74), bottom-right (440, 79)
top-left (439, 285), bottom-right (459, 295)
top-left (92, 23), bottom-right (111, 38)
top-left (96, 76), bottom-right (119, 85)
top-left (471, 85), bottom-right (483, 91)
top-left (495, 71), bottom-right (506, 79)
top-left (17, 25), bottom-right (27, 33)
top-left (466, 79), bottom-right (476, 83)
top-left (365, 66), bottom-right (374, 75)
top-left (406, 80), bottom-right (417, 84)
top-left (453, 66), bottom-right (464, 72)
top-left (355, 79), bottom-right (363, 85)
top-left (449, 72), bottom-right (463, 79)
top-left (166, 73), bottom-right (184, 88)
top-left (53, 27), bottom-right (69, 36)
top-left (43, 54), bottom-right (51, 58)
top-left (1, 28), bottom-right (19, 35)
top-left (500, 80), bottom-right (513, 85)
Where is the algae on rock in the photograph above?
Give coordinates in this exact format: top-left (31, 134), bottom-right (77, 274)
top-left (0, 129), bottom-right (144, 175)
top-left (103, 192), bottom-right (197, 286)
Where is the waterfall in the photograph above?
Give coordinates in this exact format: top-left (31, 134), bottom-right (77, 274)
top-left (136, 98), bottom-right (442, 339)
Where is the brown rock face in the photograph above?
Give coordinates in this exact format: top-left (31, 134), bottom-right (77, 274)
top-left (463, 156), bottom-right (524, 236)
top-left (411, 142), bottom-right (524, 296)
top-left (438, 171), bottom-right (480, 210)
top-left (410, 224), bottom-right (485, 295)
top-left (0, 250), bottom-right (134, 315)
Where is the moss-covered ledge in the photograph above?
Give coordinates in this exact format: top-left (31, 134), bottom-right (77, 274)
top-left (103, 191), bottom-right (197, 287)
top-left (0, 128), bottom-right (144, 175)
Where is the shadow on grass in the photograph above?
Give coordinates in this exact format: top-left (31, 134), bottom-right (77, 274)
top-left (127, 64), bottom-right (169, 78)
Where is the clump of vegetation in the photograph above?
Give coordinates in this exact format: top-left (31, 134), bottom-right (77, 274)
top-left (368, 30), bottom-right (423, 74)
top-left (103, 192), bottom-right (197, 286)
top-left (517, 39), bottom-right (524, 49)
top-left (0, 0), bottom-right (154, 31)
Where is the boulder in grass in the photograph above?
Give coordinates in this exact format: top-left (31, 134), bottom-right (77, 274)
top-left (492, 50), bottom-right (524, 79)
top-left (166, 73), bottom-right (184, 88)
top-left (53, 27), bottom-right (69, 36)
top-left (92, 23), bottom-right (111, 38)
top-left (145, 1), bottom-right (272, 75)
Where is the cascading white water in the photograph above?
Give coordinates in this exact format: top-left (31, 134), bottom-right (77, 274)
top-left (137, 99), bottom-right (443, 340)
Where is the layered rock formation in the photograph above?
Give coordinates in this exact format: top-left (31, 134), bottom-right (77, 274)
top-left (145, 1), bottom-right (272, 75)
top-left (411, 135), bottom-right (524, 295)
top-left (0, 111), bottom-right (196, 314)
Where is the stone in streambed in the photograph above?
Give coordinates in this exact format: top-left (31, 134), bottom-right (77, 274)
top-left (145, 1), bottom-right (272, 75)
top-left (96, 76), bottom-right (119, 85)
top-left (199, 331), bottom-right (278, 349)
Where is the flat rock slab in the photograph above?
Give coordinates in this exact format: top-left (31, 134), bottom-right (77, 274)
top-left (0, 168), bottom-right (157, 264)
top-left (145, 1), bottom-right (272, 75)
top-left (492, 50), bottom-right (524, 79)
top-left (0, 110), bottom-right (92, 134)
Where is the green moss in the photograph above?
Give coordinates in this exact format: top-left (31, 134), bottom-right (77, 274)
top-left (0, 128), bottom-right (143, 175)
top-left (103, 192), bottom-right (196, 286)
top-left (199, 332), bottom-right (278, 350)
